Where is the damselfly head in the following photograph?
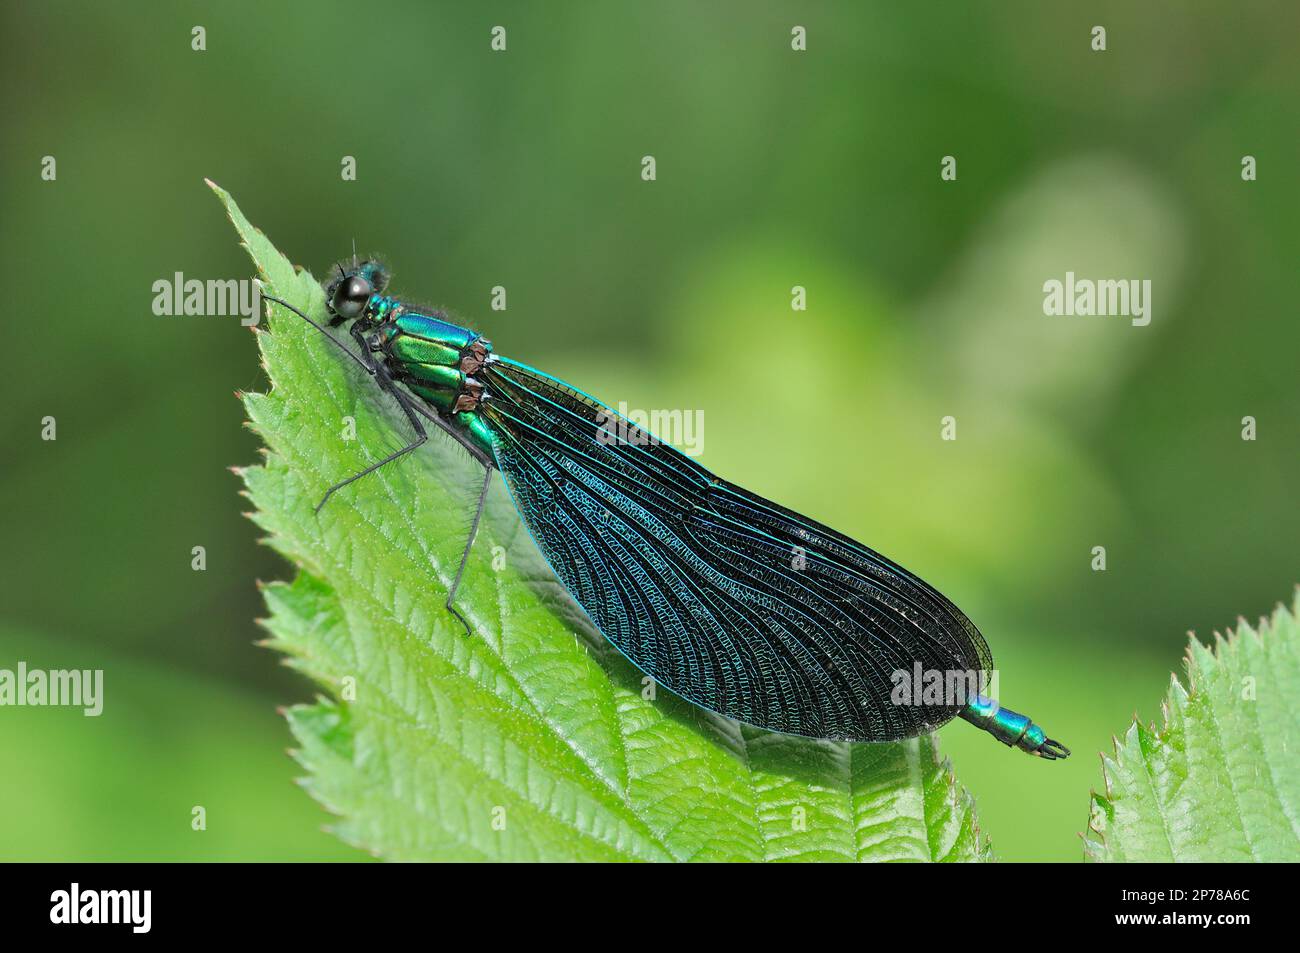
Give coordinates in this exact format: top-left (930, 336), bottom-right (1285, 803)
top-left (323, 258), bottom-right (390, 324)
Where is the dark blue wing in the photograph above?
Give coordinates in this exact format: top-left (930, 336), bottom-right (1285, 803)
top-left (479, 358), bottom-right (993, 742)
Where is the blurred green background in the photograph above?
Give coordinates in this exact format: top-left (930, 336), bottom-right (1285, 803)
top-left (2, 1), bottom-right (1296, 861)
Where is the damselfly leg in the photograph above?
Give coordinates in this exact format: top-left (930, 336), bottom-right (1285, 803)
top-left (445, 467), bottom-right (491, 637)
top-left (262, 292), bottom-right (375, 377)
top-left (312, 379), bottom-right (429, 513)
top-left (263, 286), bottom-right (495, 637)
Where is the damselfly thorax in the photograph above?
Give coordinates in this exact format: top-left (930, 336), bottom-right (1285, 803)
top-left (359, 297), bottom-right (497, 451)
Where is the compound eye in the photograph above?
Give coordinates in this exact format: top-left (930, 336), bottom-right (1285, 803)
top-left (331, 275), bottom-right (372, 319)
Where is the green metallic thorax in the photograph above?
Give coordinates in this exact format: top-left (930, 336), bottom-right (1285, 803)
top-left (364, 295), bottom-right (497, 456)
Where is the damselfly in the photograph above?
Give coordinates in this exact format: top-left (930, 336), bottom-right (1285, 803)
top-left (262, 259), bottom-right (1069, 759)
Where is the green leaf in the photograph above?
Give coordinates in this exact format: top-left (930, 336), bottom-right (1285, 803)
top-left (1084, 595), bottom-right (1300, 862)
top-left (210, 180), bottom-right (990, 862)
